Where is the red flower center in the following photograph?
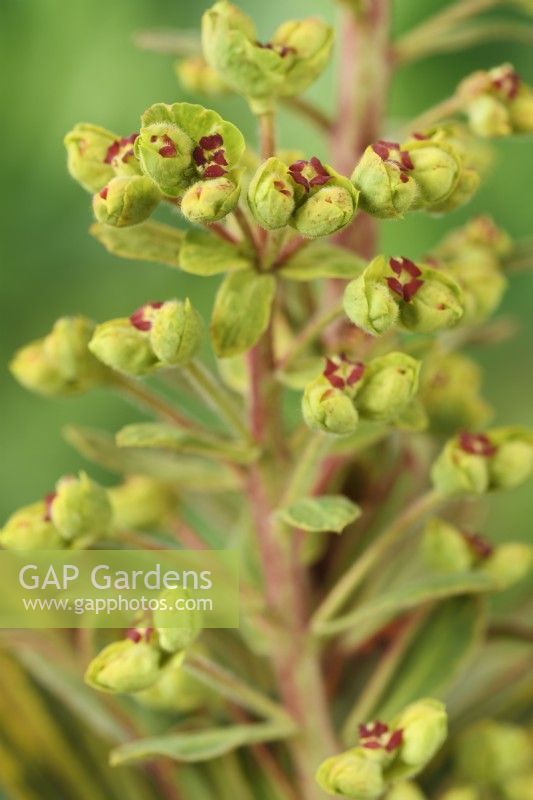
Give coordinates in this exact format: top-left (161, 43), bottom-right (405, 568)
top-left (458, 432), bottom-right (497, 457)
top-left (256, 40), bottom-right (296, 58)
top-left (192, 133), bottom-right (229, 179)
top-left (492, 67), bottom-right (521, 99)
top-left (104, 133), bottom-right (139, 165)
top-left (288, 157), bottom-right (331, 192)
top-left (129, 301), bottom-right (164, 332)
top-left (372, 139), bottom-right (414, 184)
top-left (323, 355), bottom-right (365, 390)
top-left (358, 721), bottom-right (404, 752)
top-left (387, 257), bottom-right (424, 302)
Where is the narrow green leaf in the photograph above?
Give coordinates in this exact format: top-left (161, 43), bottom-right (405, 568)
top-left (280, 242), bottom-right (365, 282)
top-left (110, 722), bottom-right (292, 766)
top-left (116, 422), bottom-right (258, 463)
top-left (278, 495), bottom-right (361, 533)
top-left (374, 597), bottom-right (485, 720)
top-left (90, 221), bottom-right (184, 268)
top-left (210, 270), bottom-right (276, 357)
top-left (180, 229), bottom-right (252, 276)
top-left (316, 571), bottom-right (496, 637)
top-left (63, 425), bottom-right (240, 491)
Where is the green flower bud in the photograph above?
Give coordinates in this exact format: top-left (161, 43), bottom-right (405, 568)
top-left (316, 749), bottom-right (386, 799)
top-left (93, 175), bottom-right (161, 228)
top-left (85, 634), bottom-right (162, 694)
top-left (10, 316), bottom-right (109, 397)
top-left (422, 518), bottom-right (477, 574)
top-left (134, 651), bottom-right (212, 713)
top-left (440, 252), bottom-right (507, 324)
top-left (462, 64), bottom-right (533, 137)
top-left (1, 502), bottom-right (65, 551)
top-left (420, 351), bottom-right (493, 433)
top-left (502, 771), bottom-right (533, 800)
top-left (175, 56), bottom-right (229, 96)
top-left (480, 542), bottom-right (533, 589)
top-left (302, 356), bottom-right (365, 435)
top-left (248, 157), bottom-right (296, 229)
top-left (351, 141), bottom-right (420, 219)
top-left (109, 476), bottom-right (177, 531)
top-left (153, 588), bottom-right (203, 653)
top-left (398, 266), bottom-right (464, 334)
top-left (149, 299), bottom-right (203, 366)
top-left (388, 698), bottom-right (448, 781)
top-left (89, 312), bottom-right (160, 377)
top-left (384, 782), bottom-right (426, 800)
top-left (64, 122), bottom-right (117, 192)
top-left (432, 428), bottom-right (533, 496)
top-left (135, 102), bottom-right (245, 197)
top-left (343, 255), bottom-right (400, 336)
top-left (49, 472), bottom-right (113, 543)
top-left (402, 136), bottom-right (461, 211)
top-left (456, 720), bottom-right (533, 785)
top-left (435, 215), bottom-right (512, 260)
top-left (509, 86), bottom-right (533, 133)
top-left (180, 175), bottom-right (240, 223)
top-left (202, 2), bottom-right (333, 114)
top-left (355, 352), bottom-right (421, 423)
top-left (467, 94), bottom-right (511, 137)
top-left (292, 178), bottom-right (358, 238)
top-left (488, 427), bottom-right (533, 490)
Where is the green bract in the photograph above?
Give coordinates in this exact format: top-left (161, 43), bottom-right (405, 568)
top-left (135, 102), bottom-right (245, 204)
top-left (64, 123), bottom-right (117, 192)
top-left (202, 1), bottom-right (333, 113)
top-left (355, 352), bottom-right (420, 422)
top-left (153, 588), bottom-right (203, 653)
top-left (85, 636), bottom-right (162, 694)
top-left (10, 316), bottom-right (110, 397)
top-left (248, 156), bottom-right (359, 238)
top-left (109, 476), bottom-right (177, 531)
top-left (134, 652), bottom-right (211, 713)
top-left (50, 471), bottom-right (113, 543)
top-left (343, 255), bottom-right (464, 336)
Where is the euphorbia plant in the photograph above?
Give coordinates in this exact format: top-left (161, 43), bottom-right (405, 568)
top-left (3, 1), bottom-right (533, 798)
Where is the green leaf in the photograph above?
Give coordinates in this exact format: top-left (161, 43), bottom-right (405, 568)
top-left (110, 722), bottom-right (292, 766)
top-left (180, 229), bottom-right (252, 276)
top-left (374, 597), bottom-right (485, 721)
top-left (280, 242), bottom-right (365, 282)
top-left (315, 570), bottom-right (496, 637)
top-left (90, 221), bottom-right (184, 268)
top-left (278, 495), bottom-right (361, 533)
top-left (63, 425), bottom-right (240, 491)
top-left (210, 270), bottom-right (276, 358)
top-left (116, 422), bottom-right (258, 464)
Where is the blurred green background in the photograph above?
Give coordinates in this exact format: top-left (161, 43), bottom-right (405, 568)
top-left (1, 0), bottom-right (532, 545)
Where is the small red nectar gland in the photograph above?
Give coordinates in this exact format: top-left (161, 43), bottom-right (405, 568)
top-left (129, 302), bottom-right (164, 332)
top-left (288, 157), bottom-right (331, 192)
top-left (324, 355), bottom-right (365, 390)
top-left (387, 257), bottom-right (424, 302)
top-left (458, 432), bottom-right (497, 457)
top-left (193, 133), bottom-right (228, 178)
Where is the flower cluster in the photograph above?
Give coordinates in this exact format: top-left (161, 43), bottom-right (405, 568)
top-left (459, 63), bottom-right (533, 137)
top-left (88, 299), bottom-right (203, 377)
top-left (316, 699), bottom-right (448, 798)
top-left (302, 352), bottom-right (420, 435)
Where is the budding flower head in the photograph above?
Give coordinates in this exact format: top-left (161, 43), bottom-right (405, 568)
top-left (456, 720), bottom-right (533, 785)
top-left (202, 1), bottom-right (333, 114)
top-left (387, 698), bottom-right (448, 781)
top-left (89, 306), bottom-right (161, 377)
top-left (302, 355), bottom-right (365, 435)
top-left (64, 122), bottom-right (117, 193)
top-left (135, 102), bottom-right (245, 199)
top-left (49, 472), bottom-right (113, 543)
top-left (351, 140), bottom-right (420, 219)
top-left (109, 476), bottom-right (177, 531)
top-left (153, 588), bottom-right (203, 653)
top-left (420, 351), bottom-right (493, 433)
top-left (316, 749), bottom-right (386, 799)
top-left (343, 256), bottom-right (463, 337)
top-left (461, 64), bottom-right (533, 137)
top-left (248, 156), bottom-right (358, 237)
top-left (10, 316), bottom-right (109, 397)
top-left (149, 299), bottom-right (203, 366)
top-left (1, 502), bottom-right (66, 551)
top-left (436, 215), bottom-right (512, 260)
top-left (355, 352), bottom-right (421, 423)
top-left (93, 175), bottom-right (161, 228)
top-left (431, 428), bottom-right (533, 496)
top-left (175, 55), bottom-right (229, 96)
top-left (401, 133), bottom-right (465, 212)
top-left (85, 633), bottom-right (162, 694)
top-left (480, 542), bottom-right (533, 590)
top-left (180, 174), bottom-right (240, 223)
